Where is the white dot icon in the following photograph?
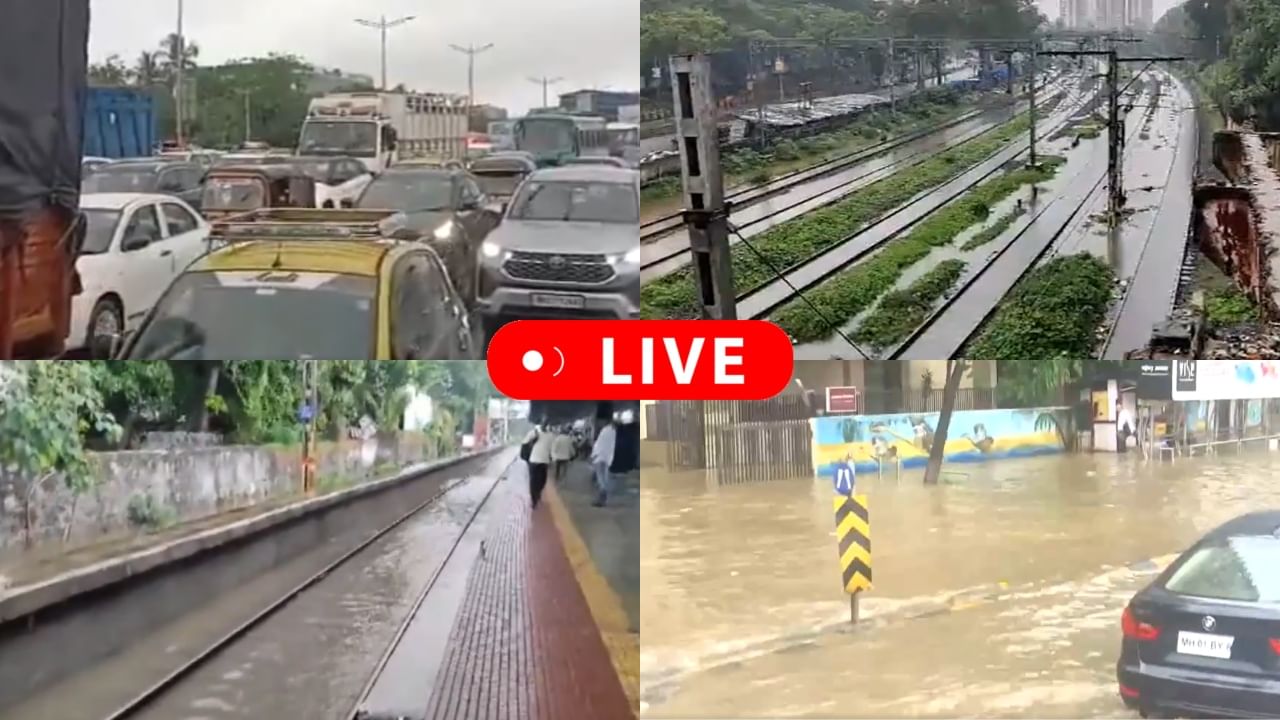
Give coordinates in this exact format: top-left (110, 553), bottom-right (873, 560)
top-left (522, 350), bottom-right (544, 372)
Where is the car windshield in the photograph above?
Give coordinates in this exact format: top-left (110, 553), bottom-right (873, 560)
top-left (81, 209), bottom-right (122, 255)
top-left (508, 180), bottom-right (637, 223)
top-left (1164, 535), bottom-right (1280, 603)
top-left (214, 156), bottom-right (275, 167)
top-left (358, 173), bottom-right (453, 211)
top-left (473, 172), bottom-right (524, 197)
top-left (83, 168), bottom-right (158, 193)
top-left (202, 178), bottom-right (266, 210)
top-left (517, 120), bottom-right (575, 154)
top-left (127, 272), bottom-right (376, 359)
top-left (299, 121), bottom-right (377, 158)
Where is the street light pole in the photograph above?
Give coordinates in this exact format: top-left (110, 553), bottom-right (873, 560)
top-left (355, 15), bottom-right (416, 90)
top-left (528, 75), bottom-right (563, 110)
top-left (450, 43), bottom-right (494, 109)
top-left (175, 0), bottom-right (185, 146)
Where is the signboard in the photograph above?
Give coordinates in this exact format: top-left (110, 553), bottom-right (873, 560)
top-left (826, 387), bottom-right (859, 414)
top-left (1171, 361), bottom-right (1280, 400)
top-left (1135, 361), bottom-right (1172, 399)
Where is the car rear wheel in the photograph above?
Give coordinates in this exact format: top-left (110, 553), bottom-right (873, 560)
top-left (87, 297), bottom-right (123, 349)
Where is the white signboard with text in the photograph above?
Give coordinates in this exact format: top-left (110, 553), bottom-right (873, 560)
top-left (1170, 360), bottom-right (1280, 400)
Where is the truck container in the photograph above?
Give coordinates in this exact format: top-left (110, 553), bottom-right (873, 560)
top-left (297, 91), bottom-right (469, 173)
top-left (83, 87), bottom-right (156, 159)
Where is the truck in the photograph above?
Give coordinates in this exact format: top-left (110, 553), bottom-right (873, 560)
top-left (0, 0), bottom-right (88, 358)
top-left (297, 91), bottom-right (469, 174)
top-left (83, 87), bottom-right (156, 159)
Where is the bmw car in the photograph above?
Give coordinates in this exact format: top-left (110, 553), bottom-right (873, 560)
top-left (1116, 510), bottom-right (1280, 718)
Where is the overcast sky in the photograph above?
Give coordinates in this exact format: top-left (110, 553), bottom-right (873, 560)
top-left (88, 0), bottom-right (639, 115)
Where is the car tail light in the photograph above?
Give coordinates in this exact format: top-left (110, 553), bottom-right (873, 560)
top-left (1119, 684), bottom-right (1140, 699)
top-left (1122, 606), bottom-right (1160, 641)
top-left (1270, 638), bottom-right (1280, 655)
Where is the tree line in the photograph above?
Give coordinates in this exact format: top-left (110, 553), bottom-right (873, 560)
top-left (0, 361), bottom-right (493, 494)
top-left (88, 34), bottom-right (376, 149)
top-left (1153, 0), bottom-right (1280, 129)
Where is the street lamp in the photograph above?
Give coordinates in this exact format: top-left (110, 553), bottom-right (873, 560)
top-left (527, 75), bottom-right (564, 110)
top-left (449, 43), bottom-right (494, 109)
top-left (355, 15), bottom-right (416, 90)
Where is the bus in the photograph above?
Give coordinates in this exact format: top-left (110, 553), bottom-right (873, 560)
top-left (606, 122), bottom-right (640, 166)
top-left (487, 120), bottom-right (514, 151)
top-left (513, 113), bottom-right (610, 167)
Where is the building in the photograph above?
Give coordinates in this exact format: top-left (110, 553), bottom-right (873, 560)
top-left (1063, 0), bottom-right (1093, 28)
top-left (306, 68), bottom-right (375, 95)
top-left (556, 89), bottom-right (641, 122)
top-left (789, 361), bottom-right (1000, 415)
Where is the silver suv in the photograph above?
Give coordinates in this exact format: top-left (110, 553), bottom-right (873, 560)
top-left (476, 166), bottom-right (640, 337)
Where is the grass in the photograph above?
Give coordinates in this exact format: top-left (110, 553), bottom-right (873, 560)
top-left (767, 157), bottom-right (1066, 344)
top-left (851, 259), bottom-right (967, 349)
top-left (640, 89), bottom-right (976, 211)
top-left (641, 112), bottom-right (1038, 320)
top-left (1204, 286), bottom-right (1258, 326)
top-left (960, 206), bottom-right (1027, 251)
top-left (965, 253), bottom-right (1116, 359)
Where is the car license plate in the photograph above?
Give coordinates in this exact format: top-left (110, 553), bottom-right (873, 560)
top-left (531, 293), bottom-right (585, 309)
top-left (1177, 631), bottom-right (1234, 659)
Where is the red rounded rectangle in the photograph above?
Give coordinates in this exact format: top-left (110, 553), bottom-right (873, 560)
top-left (486, 320), bottom-right (794, 400)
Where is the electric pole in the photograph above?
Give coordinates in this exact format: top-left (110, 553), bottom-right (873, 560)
top-left (528, 75), bottom-right (563, 110)
top-left (1028, 40), bottom-right (1038, 168)
top-left (239, 90), bottom-right (251, 144)
top-left (355, 14), bottom-right (416, 90)
top-left (669, 54), bottom-right (736, 319)
top-left (450, 42), bottom-right (494, 112)
top-left (174, 0), bottom-right (185, 146)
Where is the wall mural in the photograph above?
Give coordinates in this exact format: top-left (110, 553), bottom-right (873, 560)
top-left (812, 407), bottom-right (1071, 476)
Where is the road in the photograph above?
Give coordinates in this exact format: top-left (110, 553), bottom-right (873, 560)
top-left (640, 447), bottom-right (1280, 718)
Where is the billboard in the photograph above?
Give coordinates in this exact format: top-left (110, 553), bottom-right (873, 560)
top-left (1170, 361), bottom-right (1280, 400)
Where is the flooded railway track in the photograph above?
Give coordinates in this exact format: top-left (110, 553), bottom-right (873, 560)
top-left (104, 468), bottom-right (506, 720)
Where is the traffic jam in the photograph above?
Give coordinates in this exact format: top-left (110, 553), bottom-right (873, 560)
top-left (64, 92), bottom-right (640, 360)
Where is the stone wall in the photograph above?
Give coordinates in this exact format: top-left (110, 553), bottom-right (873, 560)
top-left (0, 432), bottom-right (434, 555)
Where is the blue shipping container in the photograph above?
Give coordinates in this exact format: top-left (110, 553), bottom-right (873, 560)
top-left (83, 87), bottom-right (156, 159)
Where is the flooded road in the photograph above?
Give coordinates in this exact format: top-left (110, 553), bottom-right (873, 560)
top-left (640, 448), bottom-right (1280, 717)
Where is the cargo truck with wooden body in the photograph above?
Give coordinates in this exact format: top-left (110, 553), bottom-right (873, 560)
top-left (296, 91), bottom-right (469, 174)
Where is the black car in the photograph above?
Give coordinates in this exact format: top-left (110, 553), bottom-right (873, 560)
top-left (81, 159), bottom-right (206, 209)
top-left (355, 166), bottom-right (501, 305)
top-left (1117, 510), bottom-right (1280, 718)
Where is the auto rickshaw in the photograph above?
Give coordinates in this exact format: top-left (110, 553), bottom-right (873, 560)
top-left (200, 164), bottom-right (317, 220)
top-left (469, 153), bottom-right (537, 204)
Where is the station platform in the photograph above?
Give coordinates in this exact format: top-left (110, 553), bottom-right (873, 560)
top-left (424, 459), bottom-right (638, 720)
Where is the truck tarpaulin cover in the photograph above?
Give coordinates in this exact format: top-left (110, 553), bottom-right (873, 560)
top-left (0, 0), bottom-right (90, 219)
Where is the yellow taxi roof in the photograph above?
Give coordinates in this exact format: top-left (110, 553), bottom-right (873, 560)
top-left (191, 240), bottom-right (397, 277)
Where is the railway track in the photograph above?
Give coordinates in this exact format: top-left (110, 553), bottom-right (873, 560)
top-left (888, 82), bottom-right (1166, 360)
top-left (726, 75), bottom-right (1101, 326)
top-left (103, 461), bottom-right (508, 720)
top-left (639, 107), bottom-right (990, 241)
top-left (641, 75), bottom-right (1078, 283)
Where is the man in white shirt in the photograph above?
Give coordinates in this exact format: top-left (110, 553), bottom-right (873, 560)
top-left (552, 428), bottom-right (575, 483)
top-left (590, 419), bottom-right (618, 507)
top-left (528, 424), bottom-right (554, 508)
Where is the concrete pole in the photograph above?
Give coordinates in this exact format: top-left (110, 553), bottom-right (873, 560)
top-left (1029, 41), bottom-right (1038, 168)
top-left (670, 54), bottom-right (736, 319)
top-left (1107, 50), bottom-right (1122, 228)
top-left (175, 0), bottom-right (185, 146)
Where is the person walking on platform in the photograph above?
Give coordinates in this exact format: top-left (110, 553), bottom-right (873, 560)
top-left (552, 427), bottom-right (575, 483)
top-left (528, 424), bottom-right (554, 508)
top-left (591, 419), bottom-right (618, 507)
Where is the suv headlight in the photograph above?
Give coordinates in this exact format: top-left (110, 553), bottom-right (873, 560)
top-left (434, 219), bottom-right (455, 240)
top-left (609, 246), bottom-right (641, 266)
top-left (481, 241), bottom-right (502, 259)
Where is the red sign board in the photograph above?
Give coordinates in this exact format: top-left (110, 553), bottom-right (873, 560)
top-left (825, 387), bottom-right (859, 414)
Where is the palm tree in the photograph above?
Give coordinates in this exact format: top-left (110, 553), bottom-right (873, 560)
top-left (156, 33), bottom-right (200, 79)
top-left (135, 51), bottom-right (160, 87)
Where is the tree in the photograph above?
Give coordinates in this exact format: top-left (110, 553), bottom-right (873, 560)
top-left (189, 55), bottom-right (315, 149)
top-left (156, 32), bottom-right (200, 78)
top-left (135, 51), bottom-right (161, 87)
top-left (995, 360), bottom-right (1085, 407)
top-left (88, 54), bottom-right (131, 86)
top-left (641, 8), bottom-right (732, 60)
top-left (923, 360), bottom-right (967, 486)
top-left (0, 363), bottom-right (121, 545)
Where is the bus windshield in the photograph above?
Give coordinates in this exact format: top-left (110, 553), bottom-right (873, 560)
top-left (517, 119), bottom-right (576, 156)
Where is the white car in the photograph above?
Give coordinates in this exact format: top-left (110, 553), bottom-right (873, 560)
top-left (292, 156), bottom-right (374, 208)
top-left (71, 193), bottom-right (214, 350)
